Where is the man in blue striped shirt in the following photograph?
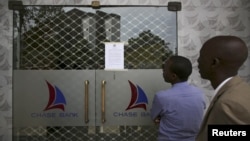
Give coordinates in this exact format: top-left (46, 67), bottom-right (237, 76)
top-left (151, 56), bottom-right (206, 141)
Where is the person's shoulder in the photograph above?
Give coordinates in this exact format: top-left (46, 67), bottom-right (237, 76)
top-left (156, 89), bottom-right (169, 95)
top-left (188, 84), bottom-right (205, 100)
top-left (227, 76), bottom-right (250, 91)
top-left (188, 83), bottom-right (203, 92)
top-left (239, 78), bottom-right (250, 89)
top-left (156, 88), bottom-right (173, 97)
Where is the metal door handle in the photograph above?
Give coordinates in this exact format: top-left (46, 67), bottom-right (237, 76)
top-left (84, 80), bottom-right (89, 123)
top-left (101, 80), bottom-right (106, 123)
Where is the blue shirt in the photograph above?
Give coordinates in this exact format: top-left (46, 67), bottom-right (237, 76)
top-left (150, 82), bottom-right (206, 141)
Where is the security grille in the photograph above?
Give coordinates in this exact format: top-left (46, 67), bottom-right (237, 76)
top-left (13, 6), bottom-right (177, 141)
top-left (16, 126), bottom-right (158, 141)
top-left (14, 6), bottom-right (176, 70)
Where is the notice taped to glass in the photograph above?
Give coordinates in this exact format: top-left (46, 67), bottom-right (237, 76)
top-left (104, 42), bottom-right (125, 70)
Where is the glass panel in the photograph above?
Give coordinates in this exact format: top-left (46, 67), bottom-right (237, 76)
top-left (13, 70), bottom-right (96, 140)
top-left (95, 70), bottom-right (171, 126)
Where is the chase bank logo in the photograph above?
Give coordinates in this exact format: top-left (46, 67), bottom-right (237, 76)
top-left (126, 80), bottom-right (148, 111)
top-left (44, 81), bottom-right (67, 111)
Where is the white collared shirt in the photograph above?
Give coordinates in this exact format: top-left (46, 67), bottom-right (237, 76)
top-left (214, 77), bottom-right (233, 96)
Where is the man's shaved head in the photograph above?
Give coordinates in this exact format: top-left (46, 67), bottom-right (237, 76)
top-left (197, 35), bottom-right (248, 88)
top-left (203, 36), bottom-right (248, 69)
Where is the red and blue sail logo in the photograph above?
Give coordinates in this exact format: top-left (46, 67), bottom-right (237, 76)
top-left (126, 80), bottom-right (148, 111)
top-left (44, 81), bottom-right (67, 111)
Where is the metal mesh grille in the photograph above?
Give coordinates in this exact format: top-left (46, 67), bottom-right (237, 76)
top-left (14, 126), bottom-right (158, 141)
top-left (17, 6), bottom-right (175, 70)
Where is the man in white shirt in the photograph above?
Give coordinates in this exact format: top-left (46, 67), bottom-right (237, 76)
top-left (196, 35), bottom-right (250, 141)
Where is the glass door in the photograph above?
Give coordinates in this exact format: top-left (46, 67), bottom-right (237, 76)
top-left (13, 70), bottom-right (96, 140)
top-left (95, 70), bottom-right (169, 126)
top-left (13, 5), bottom-right (177, 141)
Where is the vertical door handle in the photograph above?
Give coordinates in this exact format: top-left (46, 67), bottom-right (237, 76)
top-left (101, 80), bottom-right (106, 123)
top-left (84, 80), bottom-right (89, 123)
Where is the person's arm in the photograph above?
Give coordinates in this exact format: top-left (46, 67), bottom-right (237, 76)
top-left (150, 94), bottom-right (163, 124)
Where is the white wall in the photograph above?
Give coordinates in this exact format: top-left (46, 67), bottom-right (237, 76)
top-left (0, 0), bottom-right (249, 140)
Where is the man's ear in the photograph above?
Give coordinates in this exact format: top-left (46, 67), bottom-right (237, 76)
top-left (172, 73), bottom-right (178, 79)
top-left (212, 58), bottom-right (220, 66)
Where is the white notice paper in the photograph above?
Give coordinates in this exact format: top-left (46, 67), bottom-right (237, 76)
top-left (105, 42), bottom-right (124, 70)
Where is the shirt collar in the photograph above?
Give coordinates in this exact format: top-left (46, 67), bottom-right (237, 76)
top-left (172, 81), bottom-right (188, 87)
top-left (214, 77), bottom-right (233, 95)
